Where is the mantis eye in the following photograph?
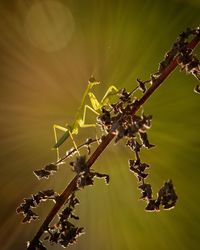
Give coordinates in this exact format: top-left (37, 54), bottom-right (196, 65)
top-left (88, 76), bottom-right (100, 85)
top-left (88, 75), bottom-right (96, 83)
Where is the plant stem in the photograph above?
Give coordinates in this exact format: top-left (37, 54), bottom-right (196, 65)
top-left (28, 35), bottom-right (199, 250)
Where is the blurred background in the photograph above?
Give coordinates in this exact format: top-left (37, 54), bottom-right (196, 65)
top-left (0, 0), bottom-right (199, 249)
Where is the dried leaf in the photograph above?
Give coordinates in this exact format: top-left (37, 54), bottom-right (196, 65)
top-left (194, 85), bottom-right (200, 94)
top-left (33, 169), bottom-right (50, 179)
top-left (138, 183), bottom-right (152, 200)
top-left (139, 132), bottom-right (155, 149)
top-left (22, 210), bottom-right (38, 223)
top-left (145, 200), bottom-right (157, 212)
top-left (45, 164), bottom-right (58, 171)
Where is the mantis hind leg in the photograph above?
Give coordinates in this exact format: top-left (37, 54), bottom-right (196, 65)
top-left (78, 105), bottom-right (100, 142)
top-left (53, 124), bottom-right (70, 160)
top-left (68, 130), bottom-right (80, 156)
top-left (53, 124), bottom-right (79, 161)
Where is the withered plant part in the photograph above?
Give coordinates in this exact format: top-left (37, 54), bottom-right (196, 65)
top-left (34, 138), bottom-right (98, 180)
top-left (17, 27), bottom-right (200, 250)
top-left (16, 190), bottom-right (58, 224)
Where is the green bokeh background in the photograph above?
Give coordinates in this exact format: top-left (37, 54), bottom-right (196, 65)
top-left (0, 0), bottom-right (199, 249)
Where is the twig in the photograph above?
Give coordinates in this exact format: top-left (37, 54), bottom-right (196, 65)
top-left (27, 34), bottom-right (200, 250)
top-left (56, 138), bottom-right (98, 165)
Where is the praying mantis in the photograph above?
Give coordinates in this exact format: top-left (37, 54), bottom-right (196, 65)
top-left (53, 77), bottom-right (119, 160)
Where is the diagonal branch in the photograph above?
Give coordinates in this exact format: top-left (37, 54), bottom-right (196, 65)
top-left (27, 34), bottom-right (200, 250)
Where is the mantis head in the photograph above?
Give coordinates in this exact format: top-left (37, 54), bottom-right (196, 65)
top-left (88, 75), bottom-right (100, 87)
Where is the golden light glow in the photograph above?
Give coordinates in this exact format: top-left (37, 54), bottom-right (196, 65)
top-left (25, 0), bottom-right (75, 52)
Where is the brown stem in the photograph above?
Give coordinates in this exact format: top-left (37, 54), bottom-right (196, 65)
top-left (28, 35), bottom-right (200, 249)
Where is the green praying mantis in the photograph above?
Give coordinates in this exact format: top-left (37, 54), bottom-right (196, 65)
top-left (53, 77), bottom-right (119, 160)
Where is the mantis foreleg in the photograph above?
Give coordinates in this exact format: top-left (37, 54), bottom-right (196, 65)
top-left (88, 85), bottom-right (119, 109)
top-left (78, 105), bottom-right (100, 127)
top-left (101, 85), bottom-right (119, 104)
